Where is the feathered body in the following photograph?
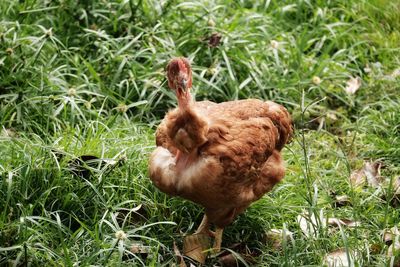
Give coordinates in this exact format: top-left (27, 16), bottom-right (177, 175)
top-left (149, 58), bottom-right (293, 230)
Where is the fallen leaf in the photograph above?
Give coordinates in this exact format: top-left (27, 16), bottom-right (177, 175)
top-left (383, 226), bottom-right (400, 246)
top-left (382, 226), bottom-right (400, 262)
top-left (390, 177), bottom-right (400, 207)
top-left (350, 169), bottom-right (365, 187)
top-left (387, 241), bottom-right (400, 257)
top-left (183, 233), bottom-right (210, 264)
top-left (345, 77), bottom-right (361, 94)
top-left (334, 195), bottom-right (351, 207)
top-left (327, 218), bottom-right (361, 228)
top-left (1, 128), bottom-right (18, 138)
top-left (297, 210), bottom-right (360, 238)
top-left (297, 210), bottom-right (326, 238)
top-left (364, 161), bottom-right (382, 186)
top-left (393, 177), bottom-right (400, 195)
top-left (130, 243), bottom-right (150, 254)
top-left (372, 62), bottom-right (383, 70)
top-left (326, 111), bottom-right (338, 121)
top-left (265, 229), bottom-right (293, 250)
top-left (363, 64), bottom-right (372, 73)
top-left (324, 248), bottom-right (359, 267)
top-left (173, 242), bottom-right (187, 267)
top-left (383, 68), bottom-right (400, 81)
top-left (382, 177), bottom-right (400, 207)
top-left (392, 68), bottom-right (400, 78)
top-left (349, 161), bottom-right (382, 188)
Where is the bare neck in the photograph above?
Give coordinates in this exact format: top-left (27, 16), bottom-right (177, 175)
top-left (177, 91), bottom-right (194, 111)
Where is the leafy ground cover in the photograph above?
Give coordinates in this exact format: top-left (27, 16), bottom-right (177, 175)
top-left (1, 0), bottom-right (399, 266)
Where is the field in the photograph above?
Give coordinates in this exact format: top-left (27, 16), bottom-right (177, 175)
top-left (1, 0), bottom-right (400, 266)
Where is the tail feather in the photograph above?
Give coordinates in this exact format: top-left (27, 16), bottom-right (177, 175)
top-left (265, 101), bottom-right (293, 150)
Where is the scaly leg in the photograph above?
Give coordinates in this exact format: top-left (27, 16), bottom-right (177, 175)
top-left (212, 227), bottom-right (224, 253)
top-left (195, 215), bottom-right (224, 252)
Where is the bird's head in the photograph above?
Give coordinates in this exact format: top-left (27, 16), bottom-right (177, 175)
top-left (166, 57), bottom-right (192, 103)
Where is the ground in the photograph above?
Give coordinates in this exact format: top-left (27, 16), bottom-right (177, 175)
top-left (0, 0), bottom-right (399, 266)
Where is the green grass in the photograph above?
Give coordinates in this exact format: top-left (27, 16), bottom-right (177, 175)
top-left (1, 0), bottom-right (400, 266)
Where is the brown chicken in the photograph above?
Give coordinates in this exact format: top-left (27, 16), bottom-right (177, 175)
top-left (149, 57), bottom-right (293, 261)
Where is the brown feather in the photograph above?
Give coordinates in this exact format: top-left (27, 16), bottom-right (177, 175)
top-left (150, 57), bottom-right (292, 228)
top-left (150, 98), bottom-right (292, 227)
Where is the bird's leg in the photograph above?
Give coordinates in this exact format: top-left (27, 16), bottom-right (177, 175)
top-left (195, 215), bottom-right (224, 252)
top-left (212, 227), bottom-right (224, 253)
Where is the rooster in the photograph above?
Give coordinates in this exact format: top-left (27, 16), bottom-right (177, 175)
top-left (149, 57), bottom-right (293, 261)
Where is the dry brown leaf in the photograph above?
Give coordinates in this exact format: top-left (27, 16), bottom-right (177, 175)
top-left (183, 233), bottom-right (210, 264)
top-left (130, 243), bottom-right (150, 254)
top-left (265, 229), bottom-right (293, 250)
top-left (393, 177), bottom-right (400, 195)
top-left (297, 210), bottom-right (360, 239)
top-left (297, 210), bottom-right (326, 238)
top-left (1, 128), bottom-right (18, 138)
top-left (387, 241), bottom-right (400, 257)
top-left (384, 68), bottom-right (400, 80)
top-left (383, 226), bottom-right (400, 259)
top-left (324, 248), bottom-right (359, 267)
top-left (173, 242), bottom-right (187, 267)
top-left (350, 169), bottom-right (365, 187)
top-left (363, 64), bottom-right (372, 73)
top-left (334, 195), bottom-right (351, 207)
top-left (392, 68), bottom-right (400, 78)
top-left (385, 177), bottom-right (400, 207)
top-left (327, 218), bottom-right (361, 228)
top-left (350, 161), bottom-right (382, 188)
top-left (326, 111), bottom-right (338, 121)
top-left (345, 77), bottom-right (361, 94)
top-left (383, 226), bottom-right (400, 245)
top-left (364, 161), bottom-right (382, 186)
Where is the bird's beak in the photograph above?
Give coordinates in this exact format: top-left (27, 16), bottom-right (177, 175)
top-left (180, 78), bottom-right (187, 92)
top-left (177, 78), bottom-right (188, 95)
